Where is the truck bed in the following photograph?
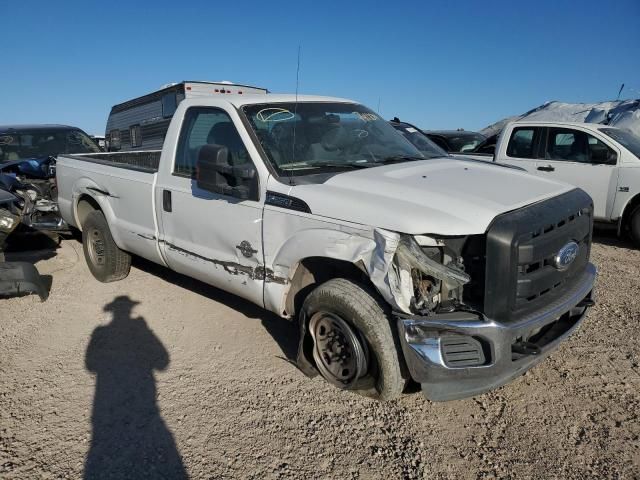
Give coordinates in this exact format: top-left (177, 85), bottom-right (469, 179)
top-left (65, 151), bottom-right (161, 173)
top-left (56, 151), bottom-right (164, 266)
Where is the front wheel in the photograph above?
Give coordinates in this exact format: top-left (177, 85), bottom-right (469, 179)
top-left (301, 278), bottom-right (408, 401)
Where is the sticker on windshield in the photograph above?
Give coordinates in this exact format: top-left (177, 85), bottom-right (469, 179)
top-left (355, 112), bottom-right (379, 122)
top-left (0, 135), bottom-right (13, 145)
top-left (405, 127), bottom-right (417, 133)
top-left (256, 108), bottom-right (295, 122)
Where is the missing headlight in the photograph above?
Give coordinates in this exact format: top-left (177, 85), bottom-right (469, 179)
top-left (395, 235), bottom-right (470, 314)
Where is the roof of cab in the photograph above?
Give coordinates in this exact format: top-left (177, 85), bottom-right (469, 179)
top-left (180, 94), bottom-right (357, 109)
top-left (510, 120), bottom-right (622, 130)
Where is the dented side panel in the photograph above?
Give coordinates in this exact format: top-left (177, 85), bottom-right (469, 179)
top-left (262, 207), bottom-right (377, 315)
top-left (261, 185), bottom-right (414, 316)
top-left (156, 183), bottom-right (266, 306)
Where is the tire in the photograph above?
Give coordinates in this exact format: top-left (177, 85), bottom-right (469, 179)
top-left (630, 206), bottom-right (640, 247)
top-left (301, 278), bottom-right (408, 401)
top-left (82, 210), bottom-right (131, 282)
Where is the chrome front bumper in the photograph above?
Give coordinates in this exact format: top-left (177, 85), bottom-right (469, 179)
top-left (397, 263), bottom-right (597, 401)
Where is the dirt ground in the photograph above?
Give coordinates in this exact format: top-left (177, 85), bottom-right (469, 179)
top-left (1, 232), bottom-right (639, 479)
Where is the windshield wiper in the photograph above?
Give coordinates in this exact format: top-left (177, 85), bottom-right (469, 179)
top-left (281, 161), bottom-right (373, 171)
top-left (376, 155), bottom-right (426, 164)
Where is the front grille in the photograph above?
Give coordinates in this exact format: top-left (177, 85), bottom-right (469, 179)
top-left (483, 189), bottom-right (593, 323)
top-left (461, 234), bottom-right (487, 311)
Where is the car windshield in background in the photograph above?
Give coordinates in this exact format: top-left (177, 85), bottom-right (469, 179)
top-left (441, 132), bottom-right (486, 152)
top-left (391, 124), bottom-right (447, 158)
top-left (600, 128), bottom-right (640, 160)
top-left (242, 103), bottom-right (424, 175)
top-left (0, 128), bottom-right (101, 162)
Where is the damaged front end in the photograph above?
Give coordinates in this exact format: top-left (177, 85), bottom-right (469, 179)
top-left (368, 229), bottom-right (478, 317)
top-left (0, 159), bottom-right (68, 233)
top-left (376, 189), bottom-right (597, 401)
top-left (391, 234), bottom-right (471, 315)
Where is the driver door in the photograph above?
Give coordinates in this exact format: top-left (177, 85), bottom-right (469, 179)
top-left (155, 106), bottom-right (265, 306)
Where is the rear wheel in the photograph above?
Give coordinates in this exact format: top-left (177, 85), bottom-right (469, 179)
top-left (82, 210), bottom-right (131, 282)
top-left (302, 278), bottom-right (407, 401)
top-left (630, 206), bottom-right (640, 247)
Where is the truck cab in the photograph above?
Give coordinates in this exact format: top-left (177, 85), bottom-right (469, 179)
top-left (495, 121), bottom-right (640, 244)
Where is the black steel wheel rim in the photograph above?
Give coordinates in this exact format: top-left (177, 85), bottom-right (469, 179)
top-left (87, 228), bottom-right (106, 267)
top-left (309, 311), bottom-right (368, 388)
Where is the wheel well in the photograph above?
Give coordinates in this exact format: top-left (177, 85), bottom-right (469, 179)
top-left (621, 194), bottom-right (640, 233)
top-left (76, 195), bottom-right (101, 229)
top-left (285, 257), bottom-right (374, 318)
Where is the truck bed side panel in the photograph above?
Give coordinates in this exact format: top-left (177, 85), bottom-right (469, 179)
top-left (56, 155), bottom-right (165, 266)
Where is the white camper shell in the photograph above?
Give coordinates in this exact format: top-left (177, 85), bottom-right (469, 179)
top-left (105, 81), bottom-right (268, 152)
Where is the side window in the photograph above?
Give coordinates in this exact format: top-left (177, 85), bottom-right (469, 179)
top-left (109, 129), bottom-right (121, 151)
top-left (545, 128), bottom-right (615, 164)
top-left (506, 127), bottom-right (539, 158)
top-left (162, 92), bottom-right (177, 118)
top-left (546, 128), bottom-right (583, 162)
top-left (587, 134), bottom-right (616, 164)
top-left (129, 125), bottom-right (142, 148)
top-left (174, 107), bottom-right (251, 177)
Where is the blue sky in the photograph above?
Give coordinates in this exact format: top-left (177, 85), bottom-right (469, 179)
top-left (1, 0), bottom-right (639, 135)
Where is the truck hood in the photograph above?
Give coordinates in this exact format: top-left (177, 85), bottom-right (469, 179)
top-left (284, 159), bottom-right (575, 235)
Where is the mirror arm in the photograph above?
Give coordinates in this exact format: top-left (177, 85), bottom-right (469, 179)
top-left (232, 164), bottom-right (257, 179)
top-left (211, 163), bottom-right (256, 179)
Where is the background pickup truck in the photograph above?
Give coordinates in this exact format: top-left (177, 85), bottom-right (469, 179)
top-left (56, 94), bottom-right (596, 401)
top-left (472, 121), bottom-right (640, 245)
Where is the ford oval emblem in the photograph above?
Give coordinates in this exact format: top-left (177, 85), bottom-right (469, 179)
top-left (553, 241), bottom-right (579, 270)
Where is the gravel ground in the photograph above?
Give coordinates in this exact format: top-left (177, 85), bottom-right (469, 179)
top-left (1, 232), bottom-right (639, 479)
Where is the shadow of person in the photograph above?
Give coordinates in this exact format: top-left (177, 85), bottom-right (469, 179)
top-left (84, 296), bottom-right (188, 480)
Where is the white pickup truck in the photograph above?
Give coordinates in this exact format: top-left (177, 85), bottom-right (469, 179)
top-left (56, 94), bottom-right (596, 401)
top-left (486, 121), bottom-right (640, 245)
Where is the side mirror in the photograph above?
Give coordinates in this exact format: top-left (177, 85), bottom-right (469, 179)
top-left (195, 144), bottom-right (258, 200)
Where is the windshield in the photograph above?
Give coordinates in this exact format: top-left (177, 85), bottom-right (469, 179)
top-left (0, 128), bottom-right (101, 162)
top-left (600, 127), bottom-right (640, 160)
top-left (242, 102), bottom-right (424, 175)
top-left (391, 124), bottom-right (448, 158)
top-left (441, 132), bottom-right (486, 152)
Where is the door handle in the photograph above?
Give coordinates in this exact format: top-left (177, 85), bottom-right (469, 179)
top-left (537, 165), bottom-right (555, 172)
top-left (163, 190), bottom-right (172, 212)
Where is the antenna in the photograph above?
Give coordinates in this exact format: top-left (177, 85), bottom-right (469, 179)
top-left (377, 97), bottom-right (381, 114)
top-left (617, 83), bottom-right (625, 100)
top-left (289, 45), bottom-right (301, 186)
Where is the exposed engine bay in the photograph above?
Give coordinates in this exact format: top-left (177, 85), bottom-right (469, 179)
top-left (395, 234), bottom-right (471, 315)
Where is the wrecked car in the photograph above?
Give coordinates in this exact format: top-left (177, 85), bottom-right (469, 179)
top-left (55, 94), bottom-right (596, 401)
top-left (0, 124), bottom-right (102, 232)
top-left (425, 129), bottom-right (488, 154)
top-left (389, 118), bottom-right (449, 158)
top-left (0, 188), bottom-right (48, 300)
